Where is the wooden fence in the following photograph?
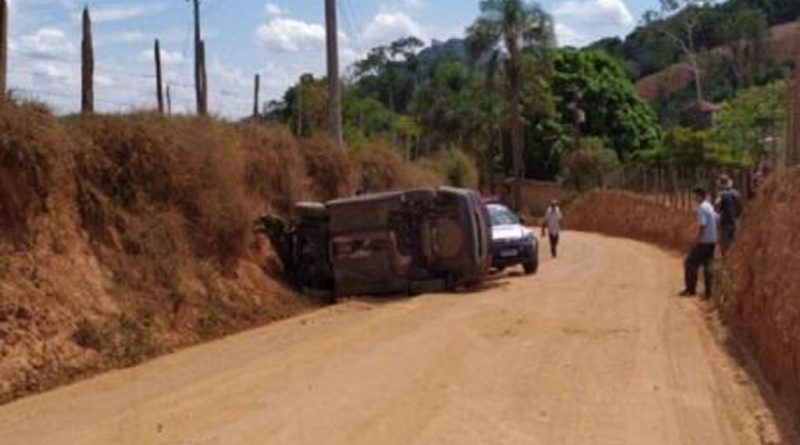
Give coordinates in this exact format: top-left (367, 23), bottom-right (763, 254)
top-left (606, 166), bottom-right (755, 211)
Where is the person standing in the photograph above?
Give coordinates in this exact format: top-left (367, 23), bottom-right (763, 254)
top-left (680, 187), bottom-right (718, 298)
top-left (541, 200), bottom-right (563, 258)
top-left (715, 174), bottom-right (742, 256)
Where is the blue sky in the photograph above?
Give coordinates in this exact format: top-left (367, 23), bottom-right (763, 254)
top-left (7, 0), bottom-right (656, 118)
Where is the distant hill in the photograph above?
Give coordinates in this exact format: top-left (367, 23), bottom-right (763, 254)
top-left (635, 22), bottom-right (800, 102)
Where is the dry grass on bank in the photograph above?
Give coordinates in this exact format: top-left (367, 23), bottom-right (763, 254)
top-left (0, 101), bottom-right (444, 403)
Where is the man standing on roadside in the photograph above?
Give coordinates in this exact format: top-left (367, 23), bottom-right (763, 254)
top-left (542, 200), bottom-right (563, 258)
top-left (680, 187), bottom-right (718, 298)
top-left (715, 174), bottom-right (742, 256)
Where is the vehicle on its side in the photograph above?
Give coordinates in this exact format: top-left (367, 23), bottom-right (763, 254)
top-left (256, 187), bottom-right (491, 299)
top-left (487, 203), bottom-right (539, 274)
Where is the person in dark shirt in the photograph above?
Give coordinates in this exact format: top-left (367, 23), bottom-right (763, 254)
top-left (715, 175), bottom-right (742, 256)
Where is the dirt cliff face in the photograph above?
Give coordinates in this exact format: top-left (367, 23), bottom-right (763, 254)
top-left (0, 101), bottom-right (440, 404)
top-left (566, 190), bottom-right (695, 251)
top-left (722, 168), bottom-right (800, 423)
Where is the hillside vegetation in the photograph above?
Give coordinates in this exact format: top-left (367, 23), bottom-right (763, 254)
top-left (0, 100), bottom-right (444, 403)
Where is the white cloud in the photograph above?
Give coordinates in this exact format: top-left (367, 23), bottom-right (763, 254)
top-left (76, 4), bottom-right (167, 24)
top-left (362, 12), bottom-right (425, 45)
top-left (554, 0), bottom-right (634, 29)
top-left (265, 2), bottom-right (288, 17)
top-left (19, 27), bottom-right (76, 60)
top-left (554, 22), bottom-right (584, 47)
top-left (115, 31), bottom-right (148, 43)
top-left (552, 0), bottom-right (635, 46)
top-left (138, 48), bottom-right (185, 65)
top-left (255, 17), bottom-right (347, 53)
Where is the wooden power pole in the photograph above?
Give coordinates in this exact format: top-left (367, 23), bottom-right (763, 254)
top-left (81, 7), bottom-right (94, 114)
top-left (188, 0), bottom-right (207, 116)
top-left (155, 39), bottom-right (164, 114)
top-left (0, 0), bottom-right (7, 100)
top-left (325, 0), bottom-right (343, 149)
top-left (253, 73), bottom-right (260, 118)
top-left (199, 40), bottom-right (208, 115)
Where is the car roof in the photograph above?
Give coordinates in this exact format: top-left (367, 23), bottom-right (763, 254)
top-left (487, 203), bottom-right (512, 211)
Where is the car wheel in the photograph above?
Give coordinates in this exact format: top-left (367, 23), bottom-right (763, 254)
top-left (523, 259), bottom-right (538, 275)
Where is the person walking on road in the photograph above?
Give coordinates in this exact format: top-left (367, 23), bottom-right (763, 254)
top-left (680, 187), bottom-right (718, 298)
top-left (715, 174), bottom-right (742, 256)
top-left (542, 200), bottom-right (563, 258)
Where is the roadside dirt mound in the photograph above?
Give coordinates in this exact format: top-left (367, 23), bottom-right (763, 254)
top-left (0, 102), bottom-right (442, 403)
top-left (721, 167), bottom-right (800, 423)
top-left (566, 190), bottom-right (694, 251)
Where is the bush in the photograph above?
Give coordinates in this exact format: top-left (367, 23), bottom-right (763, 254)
top-left (422, 148), bottom-right (479, 189)
top-left (561, 138), bottom-right (620, 191)
top-left (0, 101), bottom-right (74, 245)
top-left (352, 145), bottom-right (441, 192)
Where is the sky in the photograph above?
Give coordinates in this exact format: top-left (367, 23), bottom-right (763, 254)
top-left (6, 0), bottom-right (657, 119)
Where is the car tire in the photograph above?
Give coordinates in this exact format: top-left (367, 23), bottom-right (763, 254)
top-left (523, 259), bottom-right (538, 275)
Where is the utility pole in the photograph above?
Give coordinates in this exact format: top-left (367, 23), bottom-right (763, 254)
top-left (0, 0), bottom-right (7, 100)
top-left (155, 39), bottom-right (164, 114)
top-left (325, 0), bottom-right (343, 148)
top-left (81, 7), bottom-right (94, 114)
top-left (187, 0), bottom-right (207, 116)
top-left (253, 73), bottom-right (260, 118)
top-left (199, 39), bottom-right (208, 114)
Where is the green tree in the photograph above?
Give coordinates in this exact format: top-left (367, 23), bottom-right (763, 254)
top-left (265, 73), bottom-right (328, 137)
top-left (640, 127), bottom-right (739, 169)
top-left (353, 37), bottom-right (424, 115)
top-left (466, 0), bottom-right (555, 184)
top-left (714, 81), bottom-right (786, 162)
top-left (551, 49), bottom-right (663, 160)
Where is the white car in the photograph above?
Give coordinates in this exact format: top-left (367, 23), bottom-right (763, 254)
top-left (487, 203), bottom-right (539, 274)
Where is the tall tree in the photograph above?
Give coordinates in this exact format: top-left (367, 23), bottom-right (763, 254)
top-left (643, 0), bottom-right (712, 103)
top-left (718, 7), bottom-right (768, 89)
top-left (466, 0), bottom-right (555, 206)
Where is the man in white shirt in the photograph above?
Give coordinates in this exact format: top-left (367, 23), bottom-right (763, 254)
top-left (541, 200), bottom-right (563, 258)
top-left (680, 187), bottom-right (718, 298)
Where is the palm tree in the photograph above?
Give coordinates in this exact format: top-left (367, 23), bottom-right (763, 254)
top-left (467, 0), bottom-right (554, 206)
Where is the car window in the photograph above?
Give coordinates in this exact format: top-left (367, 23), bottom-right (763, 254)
top-left (489, 206), bottom-right (520, 226)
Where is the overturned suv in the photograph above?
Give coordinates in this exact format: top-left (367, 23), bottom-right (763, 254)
top-left (256, 187), bottom-right (492, 299)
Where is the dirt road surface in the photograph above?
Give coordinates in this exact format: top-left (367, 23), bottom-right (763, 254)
top-left (0, 232), bottom-right (794, 444)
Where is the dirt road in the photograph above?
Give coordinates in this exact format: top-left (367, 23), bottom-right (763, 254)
top-left (0, 232), bottom-right (794, 444)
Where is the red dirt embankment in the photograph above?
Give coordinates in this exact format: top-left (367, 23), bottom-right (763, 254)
top-left (721, 167), bottom-right (800, 423)
top-left (566, 190), bottom-right (694, 251)
top-left (0, 101), bottom-right (440, 404)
